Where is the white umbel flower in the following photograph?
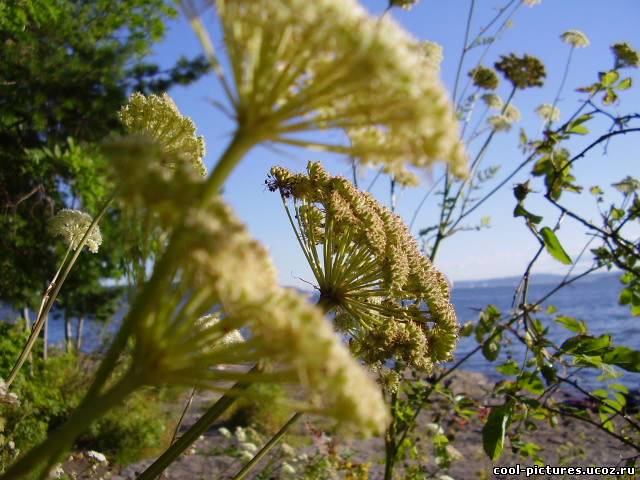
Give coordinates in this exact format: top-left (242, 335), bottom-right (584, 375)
top-left (536, 103), bottom-right (560, 122)
top-left (481, 93), bottom-right (503, 110)
top-left (49, 209), bottom-right (102, 253)
top-left (561, 30), bottom-right (590, 48)
top-left (504, 104), bottom-right (521, 123)
top-left (488, 114), bottom-right (513, 132)
top-left (192, 0), bottom-right (467, 176)
top-left (119, 92), bottom-right (207, 176)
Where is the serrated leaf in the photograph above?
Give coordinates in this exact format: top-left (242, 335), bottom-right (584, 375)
top-left (482, 404), bottom-right (512, 461)
top-left (540, 227), bottom-right (572, 265)
top-left (555, 315), bottom-right (587, 334)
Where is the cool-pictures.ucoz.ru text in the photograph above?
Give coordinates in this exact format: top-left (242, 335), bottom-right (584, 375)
top-left (493, 465), bottom-right (636, 477)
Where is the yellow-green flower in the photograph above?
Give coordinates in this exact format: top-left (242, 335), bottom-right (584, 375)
top-left (188, 0), bottom-right (467, 177)
top-left (118, 184), bottom-right (388, 435)
top-left (268, 162), bottom-right (459, 372)
top-left (119, 92), bottom-right (207, 176)
top-left (49, 209), bottom-right (102, 253)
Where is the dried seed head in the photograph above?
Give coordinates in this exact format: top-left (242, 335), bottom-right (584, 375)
top-left (469, 65), bottom-right (500, 90)
top-left (495, 53), bottom-right (546, 89)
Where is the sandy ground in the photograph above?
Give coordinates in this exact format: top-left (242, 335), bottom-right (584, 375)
top-left (63, 371), bottom-right (637, 479)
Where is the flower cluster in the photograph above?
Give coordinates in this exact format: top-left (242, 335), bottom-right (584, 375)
top-left (117, 183), bottom-right (388, 434)
top-left (194, 0), bottom-right (467, 177)
top-left (495, 53), bottom-right (546, 89)
top-left (469, 65), bottom-right (500, 90)
top-left (561, 29), bottom-right (590, 48)
top-left (612, 42), bottom-right (640, 69)
top-left (487, 104), bottom-right (520, 133)
top-left (118, 92), bottom-right (207, 177)
top-left (481, 93), bottom-right (503, 110)
top-left (49, 209), bottom-right (102, 253)
top-left (268, 162), bottom-right (459, 373)
top-left (389, 0), bottom-right (420, 10)
top-left (536, 103), bottom-right (560, 123)
top-left (487, 115), bottom-right (512, 133)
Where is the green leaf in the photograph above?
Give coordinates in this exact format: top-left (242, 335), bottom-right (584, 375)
top-left (546, 305), bottom-right (558, 314)
top-left (496, 360), bottom-right (520, 376)
top-left (603, 88), bottom-right (618, 105)
top-left (568, 124), bottom-right (589, 135)
top-left (619, 288), bottom-right (632, 305)
top-left (561, 334), bottom-right (612, 355)
top-left (540, 227), bottom-right (572, 265)
top-left (482, 404), bottom-right (512, 461)
top-left (616, 77), bottom-right (632, 90)
top-left (602, 346), bottom-right (640, 373)
top-left (514, 204), bottom-right (543, 224)
top-left (600, 70), bottom-right (620, 87)
top-left (555, 315), bottom-right (587, 335)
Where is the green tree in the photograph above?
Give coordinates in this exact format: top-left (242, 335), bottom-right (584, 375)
top-left (0, 0), bottom-right (210, 318)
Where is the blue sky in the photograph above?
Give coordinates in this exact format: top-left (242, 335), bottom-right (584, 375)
top-left (148, 0), bottom-right (639, 286)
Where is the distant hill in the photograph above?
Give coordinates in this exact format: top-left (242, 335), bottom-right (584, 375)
top-left (453, 270), bottom-right (620, 290)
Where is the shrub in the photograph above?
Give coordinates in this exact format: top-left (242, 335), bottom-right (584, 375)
top-left (0, 320), bottom-right (170, 468)
top-left (226, 383), bottom-right (293, 435)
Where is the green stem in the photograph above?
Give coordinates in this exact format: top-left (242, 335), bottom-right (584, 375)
top-left (136, 365), bottom-right (259, 480)
top-left (383, 391), bottom-right (399, 480)
top-left (0, 372), bottom-right (138, 480)
top-left (6, 193), bottom-right (115, 388)
top-left (171, 387), bottom-right (198, 445)
top-left (202, 130), bottom-right (257, 198)
top-left (87, 131), bottom-right (257, 400)
top-left (231, 412), bottom-right (303, 480)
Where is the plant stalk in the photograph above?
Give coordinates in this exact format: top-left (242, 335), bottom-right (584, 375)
top-left (231, 412), bottom-right (303, 480)
top-left (136, 365), bottom-right (259, 480)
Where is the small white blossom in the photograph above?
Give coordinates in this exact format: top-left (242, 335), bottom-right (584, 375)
top-left (240, 442), bottom-right (258, 453)
top-left (49, 209), bottom-right (102, 253)
top-left (282, 462), bottom-right (296, 475)
top-left (504, 104), bottom-right (521, 123)
top-left (488, 114), bottom-right (513, 132)
top-left (234, 427), bottom-right (247, 443)
top-left (86, 450), bottom-right (108, 464)
top-left (481, 93), bottom-right (503, 110)
top-left (536, 103), bottom-right (560, 122)
top-left (218, 427), bottom-right (232, 438)
top-left (561, 29), bottom-right (590, 48)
